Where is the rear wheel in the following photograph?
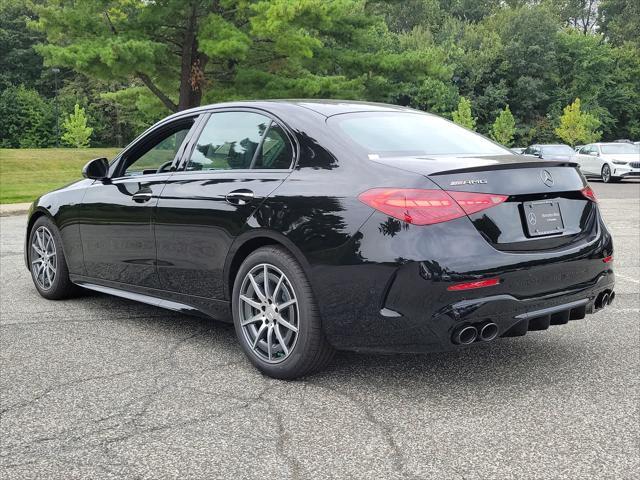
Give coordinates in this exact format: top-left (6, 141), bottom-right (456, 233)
top-left (232, 246), bottom-right (334, 379)
top-left (28, 216), bottom-right (78, 300)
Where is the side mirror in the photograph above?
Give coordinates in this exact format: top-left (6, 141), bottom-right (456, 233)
top-left (537, 153), bottom-right (544, 158)
top-left (82, 157), bottom-right (109, 180)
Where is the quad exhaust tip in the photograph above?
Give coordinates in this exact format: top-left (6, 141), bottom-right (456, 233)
top-left (452, 326), bottom-right (478, 345)
top-left (452, 322), bottom-right (499, 345)
top-left (479, 322), bottom-right (499, 342)
top-left (595, 290), bottom-right (614, 310)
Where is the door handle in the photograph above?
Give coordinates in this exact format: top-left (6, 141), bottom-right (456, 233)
top-left (132, 190), bottom-right (153, 203)
top-left (225, 189), bottom-right (255, 206)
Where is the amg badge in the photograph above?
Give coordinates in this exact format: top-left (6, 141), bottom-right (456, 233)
top-left (449, 179), bottom-right (488, 186)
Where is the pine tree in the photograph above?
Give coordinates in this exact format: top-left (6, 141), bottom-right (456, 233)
top-left (555, 98), bottom-right (601, 146)
top-left (61, 104), bottom-right (93, 148)
top-left (452, 97), bottom-right (476, 130)
top-left (491, 105), bottom-right (516, 146)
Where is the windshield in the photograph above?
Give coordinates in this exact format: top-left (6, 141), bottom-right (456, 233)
top-left (600, 144), bottom-right (640, 154)
top-left (330, 112), bottom-right (510, 157)
top-left (542, 145), bottom-right (574, 155)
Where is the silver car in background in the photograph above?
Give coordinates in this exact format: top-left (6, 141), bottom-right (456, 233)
top-left (574, 143), bottom-right (640, 183)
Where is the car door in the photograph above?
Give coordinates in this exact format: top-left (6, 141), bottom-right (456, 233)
top-left (574, 146), bottom-right (588, 173)
top-left (155, 109), bottom-right (295, 299)
top-left (78, 115), bottom-right (200, 288)
top-left (576, 145), bottom-right (595, 174)
top-left (591, 144), bottom-right (606, 174)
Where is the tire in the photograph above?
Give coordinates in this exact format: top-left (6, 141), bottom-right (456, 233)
top-left (28, 216), bottom-right (78, 300)
top-left (601, 164), bottom-right (613, 183)
top-left (232, 246), bottom-right (334, 379)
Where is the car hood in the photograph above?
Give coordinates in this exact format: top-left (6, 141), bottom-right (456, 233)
top-left (601, 153), bottom-right (640, 161)
top-left (370, 154), bottom-right (577, 176)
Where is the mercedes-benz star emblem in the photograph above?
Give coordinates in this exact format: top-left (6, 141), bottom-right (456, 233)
top-left (528, 212), bottom-right (537, 225)
top-left (541, 170), bottom-right (554, 187)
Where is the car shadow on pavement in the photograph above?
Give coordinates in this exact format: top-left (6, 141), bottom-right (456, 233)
top-left (75, 289), bottom-right (589, 391)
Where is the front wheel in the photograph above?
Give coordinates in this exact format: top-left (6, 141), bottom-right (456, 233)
top-left (28, 216), bottom-right (78, 299)
top-left (232, 246), bottom-right (334, 379)
top-left (601, 164), bottom-right (614, 183)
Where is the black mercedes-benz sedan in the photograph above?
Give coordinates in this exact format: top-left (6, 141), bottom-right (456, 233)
top-left (25, 100), bottom-right (615, 379)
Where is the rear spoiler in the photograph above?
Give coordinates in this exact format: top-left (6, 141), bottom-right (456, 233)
top-left (429, 160), bottom-right (579, 176)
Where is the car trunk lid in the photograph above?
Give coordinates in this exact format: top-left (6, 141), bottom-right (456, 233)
top-left (372, 155), bottom-right (596, 251)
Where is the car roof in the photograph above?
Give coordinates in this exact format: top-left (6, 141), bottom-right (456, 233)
top-left (168, 99), bottom-right (414, 120)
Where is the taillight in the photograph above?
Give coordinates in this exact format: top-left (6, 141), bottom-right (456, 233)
top-left (581, 185), bottom-right (597, 203)
top-left (447, 191), bottom-right (509, 215)
top-left (358, 188), bottom-right (508, 226)
top-left (447, 278), bottom-right (501, 291)
top-left (603, 255), bottom-right (613, 263)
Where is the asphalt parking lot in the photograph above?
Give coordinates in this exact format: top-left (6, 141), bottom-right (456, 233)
top-left (1, 180), bottom-right (638, 479)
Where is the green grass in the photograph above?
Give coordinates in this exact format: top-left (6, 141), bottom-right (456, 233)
top-left (0, 148), bottom-right (120, 204)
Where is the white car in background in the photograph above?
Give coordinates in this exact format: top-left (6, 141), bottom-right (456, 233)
top-left (574, 143), bottom-right (640, 183)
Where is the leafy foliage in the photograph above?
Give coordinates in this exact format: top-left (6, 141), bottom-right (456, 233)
top-left (0, 85), bottom-right (55, 148)
top-left (0, 0), bottom-right (44, 92)
top-left (61, 104), bottom-right (93, 148)
top-left (452, 97), bottom-right (476, 130)
top-left (0, 0), bottom-right (638, 148)
top-left (491, 105), bottom-right (516, 146)
top-left (555, 98), bottom-right (601, 146)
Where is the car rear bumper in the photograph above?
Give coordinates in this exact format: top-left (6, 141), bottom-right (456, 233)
top-left (315, 211), bottom-right (614, 353)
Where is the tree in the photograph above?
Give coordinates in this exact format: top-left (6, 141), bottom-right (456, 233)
top-left (61, 104), bottom-right (93, 148)
top-left (32, 0), bottom-right (379, 112)
top-left (451, 97), bottom-right (476, 130)
top-left (555, 98), bottom-right (601, 146)
top-left (0, 85), bottom-right (55, 148)
top-left (599, 0), bottom-right (640, 47)
top-left (491, 105), bottom-right (516, 146)
top-left (0, 0), bottom-right (45, 92)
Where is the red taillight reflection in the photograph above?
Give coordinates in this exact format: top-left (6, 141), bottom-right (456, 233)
top-left (603, 255), bottom-right (613, 263)
top-left (581, 186), bottom-right (597, 203)
top-left (447, 278), bottom-right (501, 291)
top-left (358, 188), bottom-right (508, 226)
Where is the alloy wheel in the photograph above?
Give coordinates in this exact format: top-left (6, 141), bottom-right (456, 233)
top-left (602, 165), bottom-right (611, 183)
top-left (238, 263), bottom-right (299, 363)
top-left (31, 226), bottom-right (57, 290)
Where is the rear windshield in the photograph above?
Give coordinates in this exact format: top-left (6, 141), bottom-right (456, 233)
top-left (542, 145), bottom-right (574, 155)
top-left (329, 112), bottom-right (510, 157)
top-left (600, 144), bottom-right (639, 154)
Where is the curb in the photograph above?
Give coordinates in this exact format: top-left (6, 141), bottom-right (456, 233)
top-left (0, 203), bottom-right (31, 217)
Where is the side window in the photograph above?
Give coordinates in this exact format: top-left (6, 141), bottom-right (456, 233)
top-left (187, 112), bottom-right (269, 171)
top-left (122, 122), bottom-right (194, 177)
top-left (253, 123), bottom-right (293, 169)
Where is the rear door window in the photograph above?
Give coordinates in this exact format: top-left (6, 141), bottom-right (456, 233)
top-left (186, 112), bottom-right (293, 171)
top-left (252, 123), bottom-right (293, 170)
